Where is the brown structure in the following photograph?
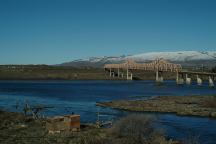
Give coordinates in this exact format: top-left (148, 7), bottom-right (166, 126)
top-left (46, 115), bottom-right (80, 133)
top-left (104, 58), bottom-right (182, 82)
top-left (104, 58), bottom-right (182, 72)
top-left (104, 58), bottom-right (215, 87)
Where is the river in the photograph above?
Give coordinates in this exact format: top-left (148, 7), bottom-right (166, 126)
top-left (0, 80), bottom-right (216, 144)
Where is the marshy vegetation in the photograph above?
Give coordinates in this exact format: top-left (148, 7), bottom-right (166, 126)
top-left (202, 96), bottom-right (216, 109)
top-left (97, 95), bottom-right (216, 118)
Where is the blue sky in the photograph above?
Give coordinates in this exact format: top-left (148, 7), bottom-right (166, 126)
top-left (0, 0), bottom-right (216, 64)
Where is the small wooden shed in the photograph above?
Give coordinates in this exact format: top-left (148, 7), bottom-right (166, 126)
top-left (46, 115), bottom-right (80, 133)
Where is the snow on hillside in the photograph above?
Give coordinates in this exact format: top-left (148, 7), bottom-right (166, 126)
top-left (74, 55), bottom-right (127, 63)
top-left (128, 51), bottom-right (216, 62)
top-left (60, 51), bottom-right (216, 67)
top-left (74, 51), bottom-right (216, 63)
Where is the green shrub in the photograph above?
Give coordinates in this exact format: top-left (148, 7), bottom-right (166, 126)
top-left (109, 114), bottom-right (166, 144)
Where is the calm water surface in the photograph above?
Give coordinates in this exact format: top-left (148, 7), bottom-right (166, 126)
top-left (0, 80), bottom-right (216, 144)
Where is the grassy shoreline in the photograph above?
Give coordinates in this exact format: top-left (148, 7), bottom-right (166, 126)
top-left (97, 95), bottom-right (216, 118)
top-left (0, 66), bottom-right (177, 80)
top-left (0, 110), bottom-right (178, 144)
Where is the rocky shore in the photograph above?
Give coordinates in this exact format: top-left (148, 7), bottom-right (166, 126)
top-left (97, 95), bottom-right (216, 118)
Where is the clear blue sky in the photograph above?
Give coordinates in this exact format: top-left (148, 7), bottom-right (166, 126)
top-left (0, 0), bottom-right (215, 64)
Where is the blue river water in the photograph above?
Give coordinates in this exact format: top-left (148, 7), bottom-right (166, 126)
top-left (0, 80), bottom-right (216, 144)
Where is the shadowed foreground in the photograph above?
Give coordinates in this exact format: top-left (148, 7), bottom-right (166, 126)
top-left (0, 110), bottom-right (180, 144)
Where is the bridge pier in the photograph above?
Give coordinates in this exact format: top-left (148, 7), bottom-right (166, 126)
top-left (185, 73), bottom-right (191, 85)
top-left (130, 73), bottom-right (133, 80)
top-left (121, 73), bottom-right (124, 78)
top-left (156, 71), bottom-right (163, 83)
top-left (197, 75), bottom-right (202, 86)
top-left (118, 68), bottom-right (120, 77)
top-left (176, 72), bottom-right (184, 85)
top-left (112, 72), bottom-right (115, 77)
top-left (109, 69), bottom-right (116, 78)
top-left (109, 69), bottom-right (112, 77)
top-left (126, 68), bottom-right (129, 80)
top-left (126, 70), bottom-right (133, 80)
top-left (209, 76), bottom-right (214, 87)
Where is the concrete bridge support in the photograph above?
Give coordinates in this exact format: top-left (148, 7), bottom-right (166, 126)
top-left (156, 71), bottom-right (163, 83)
top-left (126, 68), bottom-right (129, 80)
top-left (197, 75), bottom-right (202, 86)
top-left (112, 72), bottom-right (115, 77)
top-left (118, 68), bottom-right (120, 77)
top-left (108, 69), bottom-right (115, 78)
top-left (209, 76), bottom-right (214, 87)
top-left (185, 74), bottom-right (191, 85)
top-left (129, 73), bottom-right (133, 80)
top-left (126, 70), bottom-right (133, 80)
top-left (121, 73), bottom-right (124, 78)
top-left (109, 69), bottom-right (112, 77)
top-left (176, 72), bottom-right (184, 85)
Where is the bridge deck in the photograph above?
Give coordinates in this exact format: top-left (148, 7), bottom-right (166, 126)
top-left (180, 71), bottom-right (216, 76)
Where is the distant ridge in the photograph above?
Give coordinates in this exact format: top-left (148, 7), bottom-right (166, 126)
top-left (59, 51), bottom-right (216, 68)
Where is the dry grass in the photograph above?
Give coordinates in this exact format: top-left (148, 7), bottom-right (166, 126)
top-left (202, 96), bottom-right (216, 108)
top-left (108, 114), bottom-right (169, 144)
top-left (182, 133), bottom-right (200, 144)
top-left (0, 111), bottom-right (179, 144)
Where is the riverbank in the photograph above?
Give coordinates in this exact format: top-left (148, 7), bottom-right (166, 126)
top-left (0, 66), bottom-right (176, 80)
top-left (0, 110), bottom-right (104, 144)
top-left (97, 95), bottom-right (216, 118)
top-left (0, 110), bottom-right (178, 144)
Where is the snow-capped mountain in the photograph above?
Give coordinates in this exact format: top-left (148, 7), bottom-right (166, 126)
top-left (128, 51), bottom-right (216, 62)
top-left (60, 51), bottom-right (216, 68)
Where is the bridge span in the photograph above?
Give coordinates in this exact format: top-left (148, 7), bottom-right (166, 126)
top-left (104, 59), bottom-right (215, 87)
